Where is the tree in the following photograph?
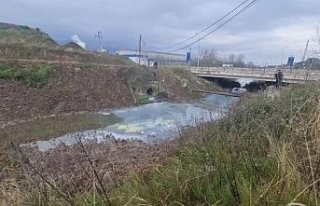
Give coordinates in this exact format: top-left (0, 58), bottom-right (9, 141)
top-left (234, 54), bottom-right (246, 67)
top-left (200, 48), bottom-right (220, 67)
top-left (228, 54), bottom-right (235, 63)
top-left (315, 24), bottom-right (320, 56)
top-left (236, 54), bottom-right (244, 63)
top-left (191, 48), bottom-right (220, 67)
top-left (221, 54), bottom-right (246, 67)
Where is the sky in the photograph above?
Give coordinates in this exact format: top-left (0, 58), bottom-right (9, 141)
top-left (1, 0), bottom-right (320, 65)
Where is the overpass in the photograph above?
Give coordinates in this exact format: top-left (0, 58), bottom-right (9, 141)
top-left (188, 67), bottom-right (320, 84)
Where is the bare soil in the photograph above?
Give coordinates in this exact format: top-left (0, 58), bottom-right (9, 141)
top-left (0, 66), bottom-right (134, 122)
top-left (0, 64), bottom-right (216, 124)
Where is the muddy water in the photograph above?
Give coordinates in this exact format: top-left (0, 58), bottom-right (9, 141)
top-left (23, 94), bottom-right (238, 151)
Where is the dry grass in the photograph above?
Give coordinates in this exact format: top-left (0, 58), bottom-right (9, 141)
top-left (110, 84), bottom-right (320, 205)
top-left (0, 134), bottom-right (178, 205)
top-left (1, 84), bottom-right (320, 205)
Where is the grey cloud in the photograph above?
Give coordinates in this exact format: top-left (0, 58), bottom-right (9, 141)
top-left (1, 0), bottom-right (319, 64)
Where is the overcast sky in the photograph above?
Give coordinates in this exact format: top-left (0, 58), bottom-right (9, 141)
top-left (1, 0), bottom-right (320, 65)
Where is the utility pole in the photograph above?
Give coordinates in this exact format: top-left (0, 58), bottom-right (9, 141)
top-left (139, 34), bottom-right (142, 66)
top-left (302, 39), bottom-right (310, 83)
top-left (301, 39), bottom-right (310, 69)
top-left (95, 31), bottom-right (102, 52)
top-left (197, 33), bottom-right (200, 68)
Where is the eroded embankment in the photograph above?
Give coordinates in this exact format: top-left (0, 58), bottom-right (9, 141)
top-left (0, 63), bottom-right (217, 123)
top-left (0, 62), bottom-right (223, 205)
top-left (0, 66), bottom-right (134, 122)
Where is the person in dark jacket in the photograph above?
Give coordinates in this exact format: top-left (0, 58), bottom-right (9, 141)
top-left (278, 69), bottom-right (283, 88)
top-left (275, 69), bottom-right (283, 89)
top-left (153, 61), bottom-right (158, 69)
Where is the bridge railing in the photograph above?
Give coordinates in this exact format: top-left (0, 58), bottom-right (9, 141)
top-left (189, 67), bottom-right (320, 82)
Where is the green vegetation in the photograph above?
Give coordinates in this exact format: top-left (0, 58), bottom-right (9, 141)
top-left (137, 96), bottom-right (152, 105)
top-left (2, 84), bottom-right (320, 205)
top-left (0, 62), bottom-right (55, 88)
top-left (111, 85), bottom-right (320, 205)
top-left (0, 113), bottom-right (121, 145)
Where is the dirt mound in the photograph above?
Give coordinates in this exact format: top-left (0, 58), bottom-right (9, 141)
top-left (0, 64), bottom-right (217, 123)
top-left (63, 42), bottom-right (85, 51)
top-left (0, 22), bottom-right (57, 47)
top-left (0, 66), bottom-right (135, 122)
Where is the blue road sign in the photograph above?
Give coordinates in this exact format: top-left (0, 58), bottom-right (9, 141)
top-left (287, 56), bottom-right (295, 67)
top-left (186, 52), bottom-right (191, 61)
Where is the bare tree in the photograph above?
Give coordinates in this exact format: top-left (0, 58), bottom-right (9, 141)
top-left (228, 54), bottom-right (235, 63)
top-left (307, 24), bottom-right (320, 70)
top-left (234, 54), bottom-right (246, 67)
top-left (191, 50), bottom-right (247, 67)
top-left (200, 48), bottom-right (220, 67)
top-left (315, 24), bottom-right (320, 56)
top-left (221, 54), bottom-right (246, 67)
top-left (191, 48), bottom-right (220, 67)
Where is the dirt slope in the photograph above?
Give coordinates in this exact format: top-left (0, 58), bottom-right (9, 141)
top-left (0, 22), bottom-right (57, 46)
top-left (0, 66), bottom-right (134, 122)
top-left (0, 64), bottom-right (217, 123)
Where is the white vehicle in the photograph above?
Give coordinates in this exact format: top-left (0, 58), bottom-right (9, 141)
top-left (223, 64), bottom-right (233, 68)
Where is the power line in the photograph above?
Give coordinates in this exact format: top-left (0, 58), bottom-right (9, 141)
top-left (142, 38), bottom-right (170, 51)
top-left (170, 0), bottom-right (260, 52)
top-left (159, 0), bottom-right (252, 50)
top-left (144, 37), bottom-right (172, 45)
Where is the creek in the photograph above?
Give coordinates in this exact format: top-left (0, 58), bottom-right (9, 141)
top-left (23, 94), bottom-right (238, 151)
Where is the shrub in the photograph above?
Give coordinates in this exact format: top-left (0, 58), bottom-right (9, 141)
top-left (138, 96), bottom-right (152, 105)
top-left (0, 63), bottom-right (55, 88)
top-left (156, 91), bottom-right (169, 100)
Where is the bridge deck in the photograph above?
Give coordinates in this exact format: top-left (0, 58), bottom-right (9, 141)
top-left (188, 67), bottom-right (320, 84)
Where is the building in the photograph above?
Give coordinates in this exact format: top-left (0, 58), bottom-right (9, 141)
top-left (116, 49), bottom-right (188, 66)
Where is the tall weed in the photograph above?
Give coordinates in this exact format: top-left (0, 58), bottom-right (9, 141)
top-left (112, 85), bottom-right (320, 205)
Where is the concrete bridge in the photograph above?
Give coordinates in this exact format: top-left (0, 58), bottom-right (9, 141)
top-left (188, 67), bottom-right (320, 84)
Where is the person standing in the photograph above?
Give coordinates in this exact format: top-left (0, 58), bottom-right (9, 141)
top-left (275, 72), bottom-right (279, 88)
top-left (278, 69), bottom-right (283, 88)
top-left (275, 69), bottom-right (283, 89)
top-left (153, 61), bottom-right (158, 69)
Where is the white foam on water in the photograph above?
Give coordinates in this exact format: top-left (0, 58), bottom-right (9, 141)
top-left (21, 95), bottom-right (238, 152)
